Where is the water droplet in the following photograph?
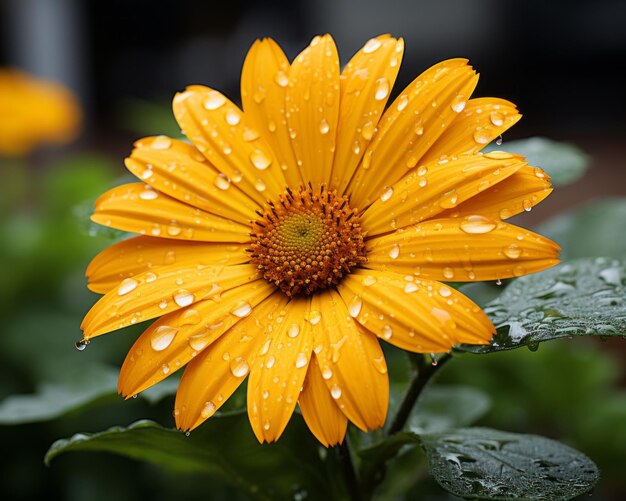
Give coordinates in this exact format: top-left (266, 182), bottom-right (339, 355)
top-left (225, 108), bottom-right (241, 125)
top-left (188, 333), bottom-right (210, 351)
top-left (231, 302), bottom-right (252, 317)
top-left (174, 290), bottom-right (195, 307)
top-left (418, 178), bottom-right (427, 188)
top-left (118, 278), bottom-right (138, 296)
top-left (201, 401), bottom-right (216, 418)
top-left (159, 299), bottom-right (168, 309)
top-left (397, 95), bottom-right (409, 112)
top-left (167, 223), bottom-right (181, 236)
top-left (389, 244), bottom-right (400, 259)
top-left (242, 127), bottom-right (260, 142)
top-left (150, 325), bottom-right (179, 351)
top-left (322, 367), bottom-right (333, 380)
top-left (161, 363), bottom-right (171, 375)
top-left (230, 357), bottom-right (250, 377)
top-left (473, 128), bottom-right (490, 144)
top-left (139, 188), bottom-right (158, 200)
top-left (203, 91), bottom-right (226, 110)
top-left (214, 173), bottom-right (231, 190)
top-left (145, 272), bottom-right (157, 283)
top-left (380, 186), bottom-right (394, 202)
top-left (382, 324), bottom-right (393, 339)
top-left (523, 199), bottom-right (533, 211)
top-left (288, 323), bottom-right (300, 338)
top-left (484, 151), bottom-right (514, 160)
top-left (363, 38), bottom-right (382, 53)
top-left (263, 420), bottom-right (271, 431)
top-left (439, 190), bottom-right (458, 209)
top-left (254, 178), bottom-right (267, 192)
top-left (503, 243), bottom-right (522, 259)
top-left (496, 279), bottom-right (502, 286)
top-left (374, 78), bottom-right (389, 100)
top-left (534, 168), bottom-right (546, 178)
top-left (151, 136), bottom-right (172, 149)
top-left (490, 111), bottom-right (504, 126)
top-left (348, 296), bottom-right (362, 317)
top-left (459, 215), bottom-right (497, 234)
top-left (404, 282), bottom-right (418, 293)
top-left (306, 310), bottom-right (321, 326)
top-left (330, 384), bottom-right (342, 399)
top-left (361, 121), bottom-right (375, 140)
top-left (253, 85), bottom-right (266, 104)
top-left (443, 267), bottom-right (455, 280)
top-left (266, 355), bottom-right (276, 369)
top-left (295, 352), bottom-right (308, 368)
top-left (250, 149), bottom-right (272, 170)
top-left (319, 118), bottom-right (330, 135)
top-left (75, 339), bottom-right (90, 351)
top-left (439, 286), bottom-right (452, 297)
top-left (258, 338), bottom-right (272, 355)
top-left (363, 275), bottom-right (377, 286)
top-left (495, 135), bottom-right (503, 146)
top-left (141, 167), bottom-right (153, 180)
top-left (513, 265), bottom-right (525, 277)
top-left (451, 96), bottom-right (466, 113)
top-left (275, 70), bottom-right (289, 87)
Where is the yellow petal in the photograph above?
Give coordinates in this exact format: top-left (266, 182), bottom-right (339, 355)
top-left (247, 297), bottom-right (313, 443)
top-left (347, 59), bottom-right (478, 208)
top-left (299, 357), bottom-right (348, 447)
top-left (362, 152), bottom-right (525, 236)
top-left (439, 165), bottom-right (553, 220)
top-left (421, 98), bottom-right (522, 164)
top-left (81, 263), bottom-right (259, 339)
top-left (333, 35), bottom-right (404, 193)
top-left (125, 136), bottom-right (258, 224)
top-left (118, 280), bottom-right (275, 398)
top-left (337, 270), bottom-right (494, 353)
top-left (86, 236), bottom-right (248, 294)
top-left (366, 218), bottom-right (560, 281)
top-left (175, 292), bottom-right (289, 432)
top-left (285, 34), bottom-right (340, 186)
top-left (310, 289), bottom-right (388, 431)
top-left (91, 183), bottom-right (250, 243)
top-left (173, 85), bottom-right (286, 204)
top-left (241, 39), bottom-right (302, 187)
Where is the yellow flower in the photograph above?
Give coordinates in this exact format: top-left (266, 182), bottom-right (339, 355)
top-left (82, 35), bottom-right (559, 446)
top-left (0, 69), bottom-right (81, 156)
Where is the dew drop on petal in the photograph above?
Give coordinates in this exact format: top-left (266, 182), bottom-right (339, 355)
top-left (242, 127), bottom-right (260, 142)
top-left (473, 128), bottom-right (490, 144)
top-left (266, 355), bottom-right (276, 369)
top-left (307, 310), bottom-right (321, 325)
top-left (159, 299), bottom-right (168, 309)
top-left (397, 95), bottom-right (409, 112)
top-left (361, 121), bottom-right (375, 140)
top-left (380, 186), bottom-right (394, 202)
top-left (451, 96), bottom-right (466, 113)
top-left (443, 267), bottom-right (455, 280)
top-left (203, 91), bottom-right (226, 110)
top-left (490, 111), bottom-right (504, 126)
top-left (295, 352), bottom-right (308, 368)
top-left (363, 38), bottom-right (382, 53)
top-left (404, 282), bottom-right (418, 293)
top-left (231, 302), bottom-right (252, 318)
top-left (275, 70), bottom-right (289, 87)
top-left (225, 108), bottom-right (241, 125)
top-left (363, 275), bottom-right (377, 286)
top-left (503, 243), bottom-right (522, 259)
top-left (330, 384), bottom-right (342, 399)
top-left (151, 136), bottom-right (172, 149)
top-left (161, 363), bottom-right (171, 375)
top-left (188, 333), bottom-right (210, 351)
top-left (319, 118), bottom-right (330, 135)
top-left (75, 339), bottom-right (90, 351)
top-left (322, 367), bottom-right (333, 380)
top-left (348, 296), bottom-right (362, 318)
top-left (214, 173), bottom-right (231, 190)
top-left (523, 199), bottom-right (533, 211)
top-left (200, 401), bottom-right (216, 418)
top-left (139, 189), bottom-right (158, 200)
top-left (459, 215), bottom-right (497, 234)
top-left (389, 244), bottom-right (400, 259)
top-left (150, 325), bottom-right (179, 351)
top-left (250, 149), bottom-right (272, 170)
top-left (288, 323), bottom-right (300, 338)
top-left (439, 286), bottom-right (452, 297)
top-left (174, 290), bottom-right (195, 307)
top-left (254, 178), bottom-right (267, 192)
top-left (382, 324), bottom-right (393, 340)
top-left (372, 356), bottom-right (388, 374)
top-left (118, 278), bottom-right (138, 296)
top-left (230, 357), bottom-right (250, 378)
top-left (374, 78), bottom-right (389, 100)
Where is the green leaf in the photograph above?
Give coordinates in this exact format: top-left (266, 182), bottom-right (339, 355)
top-left (421, 427), bottom-right (598, 500)
top-left (537, 197), bottom-right (626, 259)
top-left (46, 416), bottom-right (331, 501)
top-left (486, 137), bottom-right (589, 186)
top-left (458, 257), bottom-right (626, 353)
top-left (0, 365), bottom-right (118, 425)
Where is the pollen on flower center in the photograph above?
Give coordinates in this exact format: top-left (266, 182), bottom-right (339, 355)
top-left (248, 184), bottom-right (367, 297)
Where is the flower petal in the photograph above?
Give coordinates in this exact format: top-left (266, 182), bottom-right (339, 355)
top-left (125, 136), bottom-right (259, 224)
top-left (247, 297), bottom-right (313, 443)
top-left (439, 165), bottom-right (553, 220)
top-left (310, 288), bottom-right (388, 431)
top-left (361, 152), bottom-right (525, 236)
top-left (366, 218), bottom-right (560, 282)
top-left (173, 85), bottom-right (286, 204)
top-left (347, 59), bottom-right (478, 208)
top-left (299, 357), bottom-right (348, 447)
top-left (241, 39), bottom-right (302, 187)
top-left (337, 270), bottom-right (494, 353)
top-left (91, 183), bottom-right (250, 242)
top-left (333, 35), bottom-right (404, 193)
top-left (175, 292), bottom-right (289, 432)
top-left (81, 263), bottom-right (259, 339)
top-left (421, 98), bottom-right (522, 163)
top-left (285, 34), bottom-right (340, 186)
top-left (118, 280), bottom-right (275, 398)
top-left (86, 236), bottom-right (248, 294)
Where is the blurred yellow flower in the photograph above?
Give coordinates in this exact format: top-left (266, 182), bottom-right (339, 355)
top-left (0, 69), bottom-right (81, 156)
top-left (81, 34), bottom-right (559, 446)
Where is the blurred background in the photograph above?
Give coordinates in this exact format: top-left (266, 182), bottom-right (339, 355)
top-left (1, 0), bottom-right (625, 500)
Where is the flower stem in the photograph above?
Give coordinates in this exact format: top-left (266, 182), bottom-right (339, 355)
top-left (388, 353), bottom-right (451, 435)
top-left (338, 437), bottom-right (362, 501)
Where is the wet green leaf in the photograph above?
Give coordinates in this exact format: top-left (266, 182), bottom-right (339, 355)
top-left (421, 427), bottom-right (598, 500)
top-left (537, 197), bottom-right (626, 259)
top-left (45, 416), bottom-right (331, 501)
top-left (487, 137), bottom-right (589, 186)
top-left (458, 257), bottom-right (626, 353)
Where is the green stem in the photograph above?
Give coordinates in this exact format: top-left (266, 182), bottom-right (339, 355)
top-left (388, 353), bottom-right (451, 435)
top-left (338, 437), bottom-right (362, 501)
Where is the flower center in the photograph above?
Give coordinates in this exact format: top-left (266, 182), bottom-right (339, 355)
top-left (249, 185), bottom-right (367, 297)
